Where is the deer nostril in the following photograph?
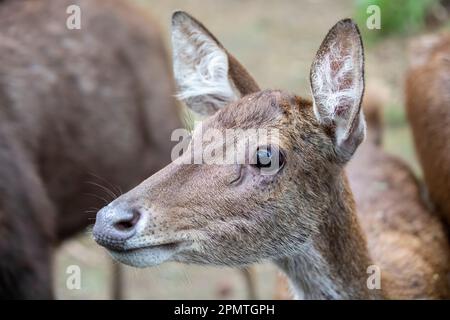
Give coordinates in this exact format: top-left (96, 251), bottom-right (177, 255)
top-left (113, 209), bottom-right (141, 231)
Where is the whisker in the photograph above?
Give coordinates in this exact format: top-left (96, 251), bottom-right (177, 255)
top-left (80, 206), bottom-right (101, 216)
top-left (88, 172), bottom-right (123, 197)
top-left (83, 192), bottom-right (110, 205)
top-left (85, 181), bottom-right (118, 201)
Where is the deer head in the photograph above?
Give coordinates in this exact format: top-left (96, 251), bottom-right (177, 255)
top-left (93, 12), bottom-right (365, 273)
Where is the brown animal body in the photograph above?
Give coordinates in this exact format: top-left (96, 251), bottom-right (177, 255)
top-left (0, 0), bottom-right (181, 299)
top-left (94, 12), bottom-right (449, 299)
top-left (406, 34), bottom-right (450, 225)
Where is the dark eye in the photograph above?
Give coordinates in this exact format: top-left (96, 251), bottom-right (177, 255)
top-left (256, 148), bottom-right (273, 168)
top-left (254, 146), bottom-right (285, 171)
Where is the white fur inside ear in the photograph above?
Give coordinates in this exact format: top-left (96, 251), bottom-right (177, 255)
top-left (172, 19), bottom-right (238, 116)
top-left (311, 40), bottom-right (363, 145)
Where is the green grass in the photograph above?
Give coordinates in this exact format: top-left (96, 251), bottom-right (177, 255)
top-left (384, 104), bottom-right (407, 128)
top-left (354, 0), bottom-right (438, 44)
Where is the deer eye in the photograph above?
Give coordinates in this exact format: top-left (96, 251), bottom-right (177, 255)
top-left (256, 148), bottom-right (272, 168)
top-left (254, 146), bottom-right (285, 172)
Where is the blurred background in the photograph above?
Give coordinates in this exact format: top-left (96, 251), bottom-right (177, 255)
top-left (54, 0), bottom-right (450, 299)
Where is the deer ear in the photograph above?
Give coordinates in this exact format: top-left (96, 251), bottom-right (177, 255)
top-left (310, 19), bottom-right (365, 161)
top-left (171, 11), bottom-right (259, 116)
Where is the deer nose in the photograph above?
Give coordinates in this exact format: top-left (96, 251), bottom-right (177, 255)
top-left (93, 204), bottom-right (141, 250)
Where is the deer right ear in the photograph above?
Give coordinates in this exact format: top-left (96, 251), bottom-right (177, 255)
top-left (310, 19), bottom-right (365, 162)
top-left (171, 11), bottom-right (259, 116)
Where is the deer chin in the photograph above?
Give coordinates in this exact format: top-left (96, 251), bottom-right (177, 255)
top-left (107, 241), bottom-right (188, 268)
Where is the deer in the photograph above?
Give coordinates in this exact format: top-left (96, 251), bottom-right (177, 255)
top-left (0, 0), bottom-right (182, 299)
top-left (406, 33), bottom-right (450, 227)
top-left (93, 11), bottom-right (450, 299)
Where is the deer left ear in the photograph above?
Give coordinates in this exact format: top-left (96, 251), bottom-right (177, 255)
top-left (310, 19), bottom-right (365, 162)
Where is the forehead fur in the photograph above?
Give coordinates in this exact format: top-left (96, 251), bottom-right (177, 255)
top-left (207, 89), bottom-right (313, 130)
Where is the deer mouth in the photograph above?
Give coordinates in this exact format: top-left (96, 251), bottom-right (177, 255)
top-left (110, 241), bottom-right (184, 254)
top-left (107, 241), bottom-right (189, 267)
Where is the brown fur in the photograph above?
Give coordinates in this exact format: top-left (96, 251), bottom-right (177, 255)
top-left (406, 33), bottom-right (450, 225)
top-left (0, 0), bottom-right (181, 299)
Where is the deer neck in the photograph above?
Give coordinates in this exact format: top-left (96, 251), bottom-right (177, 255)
top-left (275, 173), bottom-right (383, 300)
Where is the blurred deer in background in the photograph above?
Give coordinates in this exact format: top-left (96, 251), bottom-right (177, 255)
top-left (406, 34), bottom-right (450, 226)
top-left (0, 0), bottom-right (181, 299)
top-left (93, 11), bottom-right (450, 299)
